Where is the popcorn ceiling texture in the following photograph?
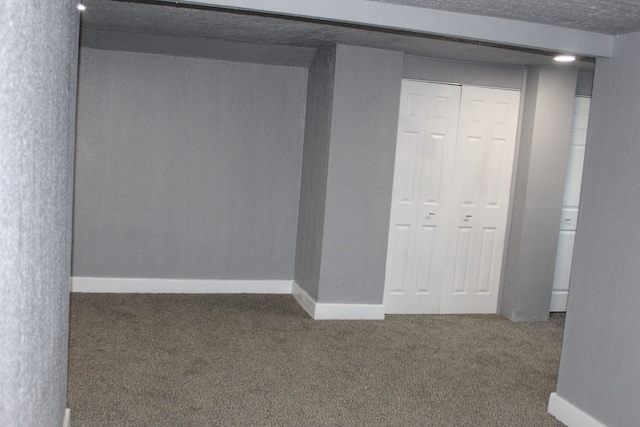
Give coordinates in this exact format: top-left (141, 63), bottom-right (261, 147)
top-left (0, 0), bottom-right (79, 425)
top-left (371, 0), bottom-right (640, 34)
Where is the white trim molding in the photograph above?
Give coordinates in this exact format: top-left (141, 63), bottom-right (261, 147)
top-left (71, 277), bottom-right (293, 294)
top-left (292, 282), bottom-right (385, 320)
top-left (548, 392), bottom-right (608, 427)
top-left (291, 281), bottom-right (317, 318)
top-left (72, 278), bottom-right (384, 320)
top-left (550, 290), bottom-right (569, 312)
top-left (63, 408), bottom-right (71, 427)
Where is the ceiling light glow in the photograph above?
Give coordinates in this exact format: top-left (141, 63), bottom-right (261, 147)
top-left (77, 3), bottom-right (86, 11)
top-left (554, 55), bottom-right (576, 62)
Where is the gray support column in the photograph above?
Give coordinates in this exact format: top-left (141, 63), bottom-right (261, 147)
top-left (294, 44), bottom-right (403, 306)
top-left (317, 45), bottom-right (403, 304)
top-left (551, 32), bottom-right (640, 427)
top-left (294, 46), bottom-right (337, 300)
top-left (0, 0), bottom-right (79, 425)
top-left (500, 66), bottom-right (578, 321)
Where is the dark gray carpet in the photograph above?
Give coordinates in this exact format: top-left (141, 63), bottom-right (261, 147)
top-left (67, 294), bottom-right (565, 426)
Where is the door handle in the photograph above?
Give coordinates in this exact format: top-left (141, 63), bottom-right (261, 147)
top-left (425, 212), bottom-right (436, 219)
top-left (463, 215), bottom-right (472, 222)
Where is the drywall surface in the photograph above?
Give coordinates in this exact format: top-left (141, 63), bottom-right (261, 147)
top-left (73, 48), bottom-right (306, 280)
top-left (0, 0), bottom-right (79, 425)
top-left (81, 28), bottom-right (316, 67)
top-left (294, 47), bottom-right (336, 300)
top-left (555, 32), bottom-right (640, 426)
top-left (159, 0), bottom-right (612, 57)
top-left (575, 70), bottom-right (594, 96)
top-left (403, 55), bottom-right (525, 89)
top-left (500, 66), bottom-right (578, 321)
top-left (318, 44), bottom-right (403, 304)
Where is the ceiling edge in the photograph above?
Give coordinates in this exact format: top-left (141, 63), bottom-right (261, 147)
top-left (157, 0), bottom-right (613, 58)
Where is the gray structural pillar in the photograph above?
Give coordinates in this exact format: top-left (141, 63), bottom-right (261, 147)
top-left (294, 44), bottom-right (403, 305)
top-left (551, 32), bottom-right (640, 427)
top-left (294, 46), bottom-right (337, 302)
top-left (1, 0), bottom-right (79, 425)
top-left (500, 66), bottom-right (578, 321)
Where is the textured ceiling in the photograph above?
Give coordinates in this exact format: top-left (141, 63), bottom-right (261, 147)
top-left (371, 0), bottom-right (640, 35)
top-left (80, 0), bottom-right (634, 68)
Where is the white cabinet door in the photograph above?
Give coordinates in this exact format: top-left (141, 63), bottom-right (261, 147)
top-left (550, 230), bottom-right (576, 311)
top-left (551, 96), bottom-right (591, 312)
top-left (384, 81), bottom-right (520, 314)
top-left (384, 80), bottom-right (461, 314)
top-left (440, 86), bottom-right (521, 314)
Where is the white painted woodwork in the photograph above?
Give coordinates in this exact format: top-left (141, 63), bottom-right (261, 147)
top-left (384, 81), bottom-right (520, 314)
top-left (550, 231), bottom-right (576, 311)
top-left (292, 282), bottom-right (385, 320)
top-left (71, 277), bottom-right (293, 294)
top-left (551, 96), bottom-right (591, 311)
top-left (63, 409), bottom-right (71, 427)
top-left (384, 81), bottom-right (461, 313)
top-left (440, 86), bottom-right (521, 314)
top-left (548, 392), bottom-right (608, 427)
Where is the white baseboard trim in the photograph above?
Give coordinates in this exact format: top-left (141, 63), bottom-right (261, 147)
top-left (550, 290), bottom-right (569, 312)
top-left (71, 277), bottom-right (293, 294)
top-left (314, 302), bottom-right (385, 320)
top-left (292, 281), bottom-right (384, 320)
top-left (548, 392), bottom-right (607, 427)
top-left (72, 277), bottom-right (383, 319)
top-left (63, 408), bottom-right (71, 427)
top-left (291, 281), bottom-right (317, 318)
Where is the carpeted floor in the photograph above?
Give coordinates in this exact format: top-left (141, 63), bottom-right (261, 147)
top-left (67, 294), bottom-right (565, 426)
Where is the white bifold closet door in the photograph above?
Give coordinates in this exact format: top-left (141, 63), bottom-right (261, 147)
top-left (384, 80), bottom-right (520, 314)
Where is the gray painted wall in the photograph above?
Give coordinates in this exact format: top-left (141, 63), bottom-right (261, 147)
top-left (73, 48), bottom-right (307, 280)
top-left (81, 28), bottom-right (316, 68)
top-left (317, 45), bottom-right (403, 304)
top-left (555, 32), bottom-right (640, 426)
top-left (0, 0), bottom-right (79, 425)
top-left (576, 70), bottom-right (594, 96)
top-left (403, 55), bottom-right (525, 89)
top-left (294, 47), bottom-right (336, 300)
top-left (500, 66), bottom-right (578, 321)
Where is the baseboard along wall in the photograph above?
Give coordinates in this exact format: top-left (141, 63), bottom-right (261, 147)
top-left (71, 277), bottom-right (385, 320)
top-left (63, 408), bottom-right (71, 427)
top-left (548, 393), bottom-right (608, 427)
top-left (71, 277), bottom-right (293, 294)
top-left (291, 281), bottom-right (385, 320)
top-left (550, 290), bottom-right (569, 312)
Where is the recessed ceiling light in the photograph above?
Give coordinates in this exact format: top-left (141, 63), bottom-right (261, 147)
top-left (77, 3), bottom-right (86, 11)
top-left (554, 55), bottom-right (576, 62)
